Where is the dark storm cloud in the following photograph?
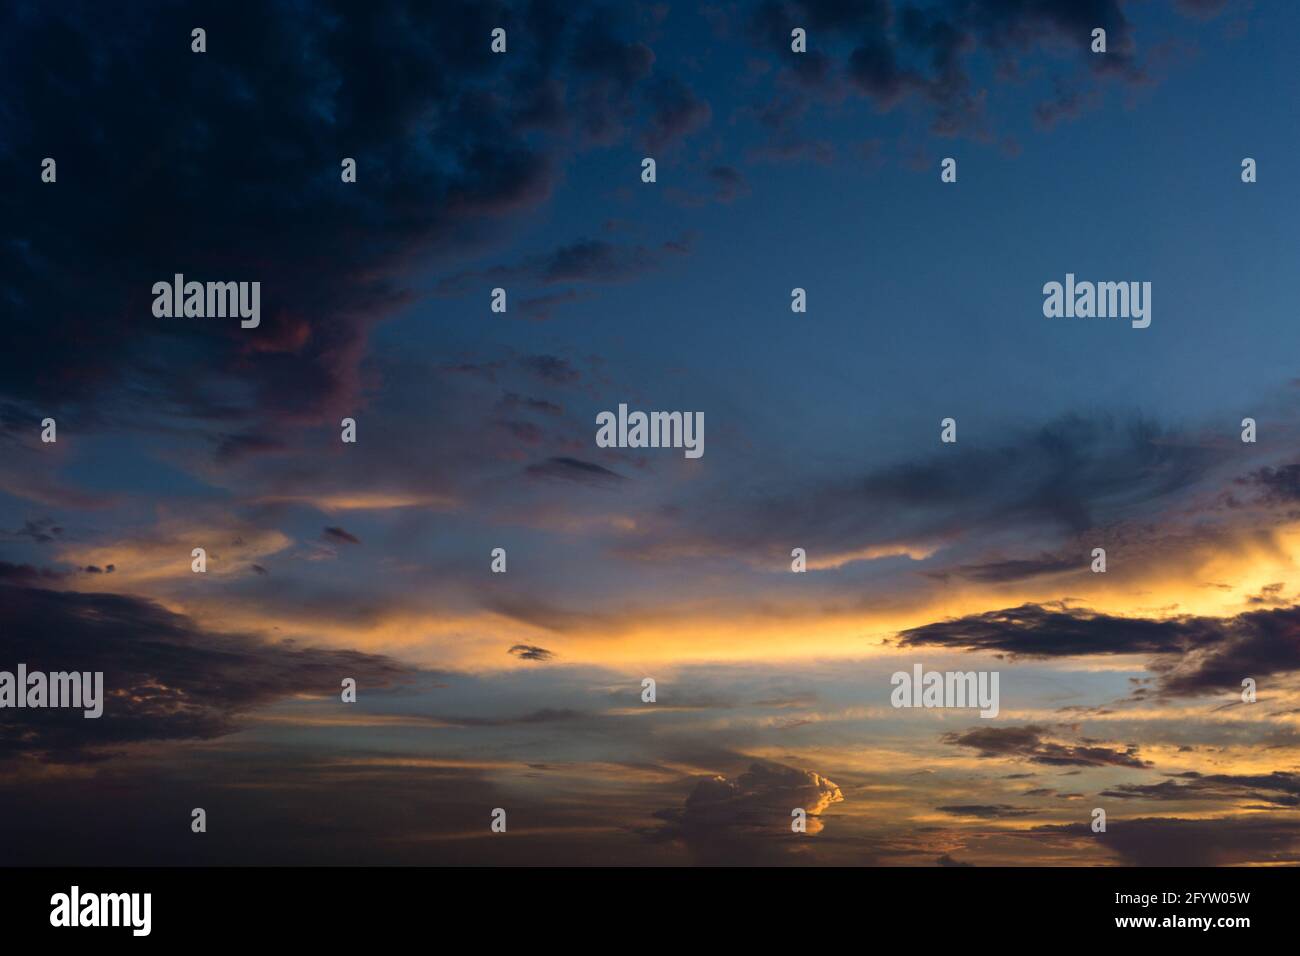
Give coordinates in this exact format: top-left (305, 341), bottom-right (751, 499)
top-left (0, 580), bottom-right (413, 762)
top-left (525, 456), bottom-right (627, 486)
top-left (901, 601), bottom-right (1300, 698)
top-left (942, 725), bottom-right (1151, 768)
top-left (0, 0), bottom-right (703, 431)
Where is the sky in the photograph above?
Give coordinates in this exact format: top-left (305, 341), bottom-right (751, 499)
top-left (2, 0), bottom-right (1300, 866)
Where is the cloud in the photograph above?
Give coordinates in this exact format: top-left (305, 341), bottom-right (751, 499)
top-left (935, 554), bottom-right (1080, 583)
top-left (1174, 0), bottom-right (1229, 20)
top-left (740, 92), bottom-right (836, 165)
top-left (942, 725), bottom-right (1151, 768)
top-left (666, 165), bottom-right (752, 206)
top-left (936, 852), bottom-right (973, 866)
top-left (323, 526), bottom-right (361, 545)
top-left (619, 413), bottom-right (1224, 565)
top-left (507, 644), bottom-right (555, 662)
top-left (497, 393), bottom-right (564, 417)
top-left (0, 580), bottom-right (413, 763)
top-left (900, 601), bottom-right (1300, 698)
top-left (430, 707), bottom-right (585, 727)
top-left (1034, 78), bottom-right (1102, 129)
top-left (55, 520), bottom-right (292, 584)
top-left (8, 518), bottom-right (63, 545)
top-left (1242, 464), bottom-right (1300, 504)
top-left (436, 235), bottom-right (692, 299)
top-left (0, 1), bottom-right (538, 427)
top-left (936, 804), bottom-right (1034, 818)
top-left (641, 74), bottom-right (712, 149)
top-left (0, 0), bottom-right (703, 435)
top-left (518, 289), bottom-right (586, 322)
top-left (1034, 816), bottom-right (1300, 866)
top-left (496, 419), bottom-right (545, 446)
top-left (737, 0), bottom-right (1147, 145)
top-left (214, 432), bottom-right (290, 464)
top-left (708, 165), bottom-right (749, 202)
top-left (518, 355), bottom-right (582, 385)
top-left (898, 602), bottom-right (1223, 658)
top-left (484, 595), bottom-right (640, 637)
top-left (568, 6), bottom-right (656, 141)
top-left (1100, 771), bottom-right (1300, 808)
top-left (0, 560), bottom-right (68, 585)
top-left (525, 456), bottom-right (627, 487)
top-left (650, 761), bottom-right (844, 863)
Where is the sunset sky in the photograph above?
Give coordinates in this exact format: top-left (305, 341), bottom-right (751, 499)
top-left (3, 0), bottom-right (1300, 866)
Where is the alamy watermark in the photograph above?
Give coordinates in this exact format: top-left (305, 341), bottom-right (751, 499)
top-left (891, 664), bottom-right (999, 718)
top-left (595, 403), bottom-right (703, 458)
top-left (50, 886), bottom-right (150, 936)
top-left (0, 664), bottom-right (103, 718)
top-left (1042, 273), bottom-right (1150, 328)
top-left (152, 273), bottom-right (260, 328)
